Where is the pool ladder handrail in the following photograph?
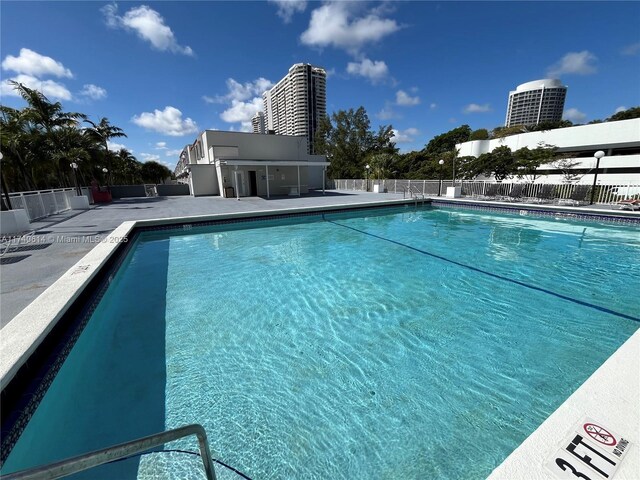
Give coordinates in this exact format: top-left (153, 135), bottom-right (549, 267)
top-left (0, 424), bottom-right (217, 480)
top-left (403, 185), bottom-right (426, 205)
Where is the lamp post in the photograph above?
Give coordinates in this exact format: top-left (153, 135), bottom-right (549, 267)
top-left (70, 162), bottom-right (81, 196)
top-left (0, 152), bottom-right (13, 211)
top-left (438, 159), bottom-right (445, 196)
top-left (102, 167), bottom-right (109, 188)
top-left (589, 150), bottom-right (605, 205)
top-left (452, 156), bottom-right (456, 186)
top-left (365, 164), bottom-right (370, 191)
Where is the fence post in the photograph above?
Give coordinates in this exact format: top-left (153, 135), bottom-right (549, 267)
top-left (394, 179), bottom-right (397, 194)
top-left (38, 192), bottom-right (46, 218)
top-left (51, 189), bottom-right (59, 214)
top-left (626, 182), bottom-right (631, 200)
top-left (422, 180), bottom-right (426, 195)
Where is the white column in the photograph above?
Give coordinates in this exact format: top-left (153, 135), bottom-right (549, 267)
top-left (266, 165), bottom-right (270, 199)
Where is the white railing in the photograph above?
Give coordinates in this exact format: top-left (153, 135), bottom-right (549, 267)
top-left (333, 179), bottom-right (640, 204)
top-left (8, 187), bottom-right (92, 222)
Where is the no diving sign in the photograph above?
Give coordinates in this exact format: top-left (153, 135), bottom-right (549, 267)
top-left (546, 417), bottom-right (632, 479)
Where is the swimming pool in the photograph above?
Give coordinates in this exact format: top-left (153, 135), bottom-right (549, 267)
top-left (2, 204), bottom-right (639, 479)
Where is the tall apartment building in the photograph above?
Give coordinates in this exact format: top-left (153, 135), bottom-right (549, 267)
top-left (251, 111), bottom-right (265, 134)
top-left (505, 79), bottom-right (567, 127)
top-left (263, 63), bottom-right (326, 154)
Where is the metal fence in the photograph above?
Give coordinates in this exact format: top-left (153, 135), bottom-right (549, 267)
top-left (8, 187), bottom-right (92, 222)
top-left (333, 179), bottom-right (640, 204)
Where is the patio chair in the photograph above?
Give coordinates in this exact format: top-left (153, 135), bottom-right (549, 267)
top-left (506, 184), bottom-right (524, 202)
top-left (477, 184), bottom-right (500, 201)
top-left (617, 198), bottom-right (640, 211)
top-left (532, 184), bottom-right (555, 204)
top-left (558, 185), bottom-right (591, 206)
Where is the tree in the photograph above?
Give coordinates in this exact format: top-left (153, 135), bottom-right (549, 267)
top-left (607, 106), bottom-right (640, 122)
top-left (315, 107), bottom-right (396, 179)
top-left (424, 125), bottom-right (471, 156)
top-left (552, 157), bottom-right (583, 184)
top-left (515, 144), bottom-right (557, 183)
top-left (141, 161), bottom-right (172, 184)
top-left (469, 128), bottom-right (489, 140)
top-left (83, 117), bottom-right (127, 172)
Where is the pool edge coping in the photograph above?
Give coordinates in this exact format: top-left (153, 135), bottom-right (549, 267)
top-left (488, 328), bottom-right (639, 480)
top-left (1, 197), bottom-right (638, 477)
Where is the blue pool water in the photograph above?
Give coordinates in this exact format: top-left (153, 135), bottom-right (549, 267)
top-left (3, 206), bottom-right (639, 479)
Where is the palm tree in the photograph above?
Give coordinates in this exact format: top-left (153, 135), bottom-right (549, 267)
top-left (115, 148), bottom-right (141, 184)
top-left (83, 117), bottom-right (127, 173)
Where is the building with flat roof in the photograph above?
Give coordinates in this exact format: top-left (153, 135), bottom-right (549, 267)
top-left (505, 79), bottom-right (567, 127)
top-left (174, 130), bottom-right (329, 197)
top-left (263, 63), bottom-right (326, 154)
top-left (456, 118), bottom-right (640, 184)
top-left (251, 111), bottom-right (265, 134)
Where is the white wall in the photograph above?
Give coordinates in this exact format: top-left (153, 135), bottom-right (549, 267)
top-left (204, 131), bottom-right (311, 161)
top-left (457, 119), bottom-right (640, 156)
top-left (188, 164), bottom-right (219, 196)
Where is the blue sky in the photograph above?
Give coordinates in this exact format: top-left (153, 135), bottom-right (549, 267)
top-left (2, 1), bottom-right (639, 168)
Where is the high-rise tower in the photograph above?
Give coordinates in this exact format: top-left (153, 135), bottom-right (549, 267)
top-left (263, 63), bottom-right (326, 154)
top-left (505, 79), bottom-right (567, 127)
top-left (251, 111), bottom-right (265, 134)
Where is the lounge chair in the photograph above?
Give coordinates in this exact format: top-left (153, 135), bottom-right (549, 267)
top-left (617, 199), bottom-right (640, 211)
top-left (557, 185), bottom-right (591, 206)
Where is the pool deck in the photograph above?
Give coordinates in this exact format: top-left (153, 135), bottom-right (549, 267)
top-left (1, 191), bottom-right (638, 478)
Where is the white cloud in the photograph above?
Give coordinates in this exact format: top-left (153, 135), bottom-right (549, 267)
top-left (209, 77), bottom-right (273, 104)
top-left (395, 89), bottom-right (420, 106)
top-left (0, 74), bottom-right (72, 100)
top-left (1, 48), bottom-right (73, 78)
top-left (132, 106), bottom-right (199, 136)
top-left (563, 108), bottom-right (587, 123)
top-left (209, 77), bottom-right (274, 131)
top-left (464, 103), bottom-right (491, 114)
top-left (375, 105), bottom-right (399, 120)
top-left (269, 0), bottom-right (307, 23)
top-left (166, 149), bottom-right (182, 157)
top-left (621, 42), bottom-right (640, 56)
top-left (221, 97), bottom-right (263, 131)
top-left (391, 128), bottom-right (419, 143)
top-left (141, 153), bottom-right (161, 162)
top-left (155, 141), bottom-right (167, 149)
top-left (430, 103), bottom-right (437, 110)
top-left (614, 106), bottom-right (627, 114)
top-left (79, 84), bottom-right (107, 100)
top-left (346, 58), bottom-right (389, 83)
top-left (301, 2), bottom-right (401, 53)
top-left (107, 141), bottom-right (130, 152)
top-left (547, 51), bottom-right (597, 77)
top-left (101, 4), bottom-right (193, 56)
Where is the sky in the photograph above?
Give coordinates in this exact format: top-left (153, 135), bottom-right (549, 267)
top-left (1, 1), bottom-right (639, 170)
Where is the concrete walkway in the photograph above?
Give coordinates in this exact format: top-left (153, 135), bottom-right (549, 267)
top-left (0, 191), bottom-right (406, 327)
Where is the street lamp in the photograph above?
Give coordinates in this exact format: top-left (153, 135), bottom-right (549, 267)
top-left (589, 150), bottom-right (605, 205)
top-left (452, 156), bottom-right (456, 186)
top-left (0, 151), bottom-right (13, 210)
top-left (365, 164), bottom-right (370, 191)
top-left (438, 159), bottom-right (445, 196)
top-left (102, 167), bottom-right (109, 187)
top-left (70, 162), bottom-right (81, 196)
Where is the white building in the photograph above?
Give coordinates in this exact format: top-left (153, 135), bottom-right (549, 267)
top-left (505, 79), bottom-right (567, 127)
top-left (456, 118), bottom-right (640, 185)
top-left (174, 131), bottom-right (329, 197)
top-left (263, 63), bottom-right (327, 154)
top-left (251, 112), bottom-right (265, 134)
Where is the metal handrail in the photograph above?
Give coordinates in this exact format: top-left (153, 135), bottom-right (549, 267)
top-left (1, 424), bottom-right (217, 480)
